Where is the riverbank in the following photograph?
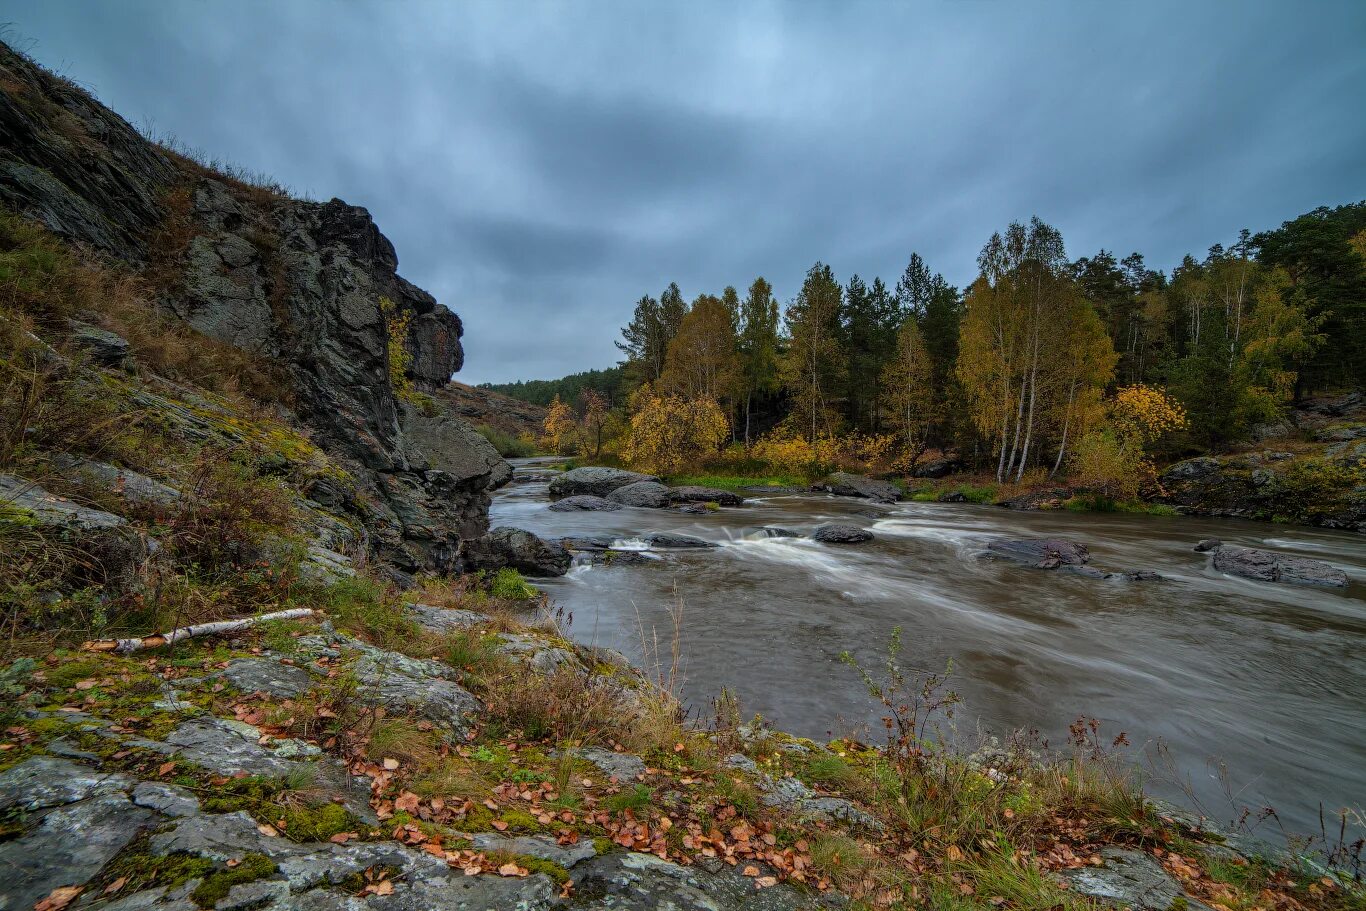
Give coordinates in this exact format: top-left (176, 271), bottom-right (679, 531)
top-left (4, 570), bottom-right (1361, 910)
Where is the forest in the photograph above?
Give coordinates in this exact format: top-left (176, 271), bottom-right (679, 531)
top-left (486, 201), bottom-right (1366, 497)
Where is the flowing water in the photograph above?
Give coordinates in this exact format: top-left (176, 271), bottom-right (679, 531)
top-left (492, 458), bottom-right (1366, 838)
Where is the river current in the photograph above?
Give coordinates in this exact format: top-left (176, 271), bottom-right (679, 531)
top-left (492, 458), bottom-right (1366, 839)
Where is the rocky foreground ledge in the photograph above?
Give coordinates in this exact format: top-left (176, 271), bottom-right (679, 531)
top-left (3, 585), bottom-right (1357, 911)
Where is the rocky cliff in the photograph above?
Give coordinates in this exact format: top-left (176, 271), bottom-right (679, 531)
top-left (0, 40), bottom-right (506, 574)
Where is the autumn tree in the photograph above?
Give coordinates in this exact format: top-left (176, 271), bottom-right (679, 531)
top-left (660, 293), bottom-right (741, 403)
top-left (782, 263), bottom-right (846, 441)
top-left (578, 389), bottom-right (611, 459)
top-left (880, 318), bottom-right (934, 461)
top-left (541, 394), bottom-right (578, 455)
top-left (737, 276), bottom-right (781, 444)
top-left (896, 252), bottom-right (960, 444)
top-left (621, 385), bottom-right (729, 475)
top-left (959, 219), bottom-right (1117, 481)
top-left (617, 282), bottom-right (690, 385)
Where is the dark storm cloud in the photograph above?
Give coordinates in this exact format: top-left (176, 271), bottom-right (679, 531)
top-left (7, 1), bottom-right (1364, 383)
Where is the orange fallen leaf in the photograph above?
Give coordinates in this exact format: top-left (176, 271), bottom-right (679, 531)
top-left (157, 761), bottom-right (177, 776)
top-left (35, 886), bottom-right (83, 910)
top-left (104, 877), bottom-right (127, 895)
top-left (257, 824), bottom-right (279, 837)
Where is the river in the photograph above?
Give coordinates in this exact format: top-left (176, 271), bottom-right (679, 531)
top-left (491, 458), bottom-right (1366, 839)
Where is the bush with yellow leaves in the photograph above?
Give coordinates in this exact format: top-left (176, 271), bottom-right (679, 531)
top-left (620, 387), bottom-right (729, 475)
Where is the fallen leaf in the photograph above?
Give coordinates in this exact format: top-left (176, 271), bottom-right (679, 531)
top-left (382, 758), bottom-right (399, 771)
top-left (35, 886), bottom-right (84, 910)
top-left (498, 862), bottom-right (527, 877)
top-left (257, 823), bottom-right (279, 837)
top-left (157, 761), bottom-right (177, 776)
top-left (104, 877), bottom-right (127, 894)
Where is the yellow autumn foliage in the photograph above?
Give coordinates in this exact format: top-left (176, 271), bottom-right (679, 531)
top-left (621, 387), bottom-right (729, 475)
top-left (1109, 384), bottom-right (1187, 445)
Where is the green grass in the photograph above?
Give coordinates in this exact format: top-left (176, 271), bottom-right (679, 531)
top-left (475, 425), bottom-right (538, 458)
top-left (1065, 495), bottom-right (1181, 517)
top-left (489, 567), bottom-right (538, 601)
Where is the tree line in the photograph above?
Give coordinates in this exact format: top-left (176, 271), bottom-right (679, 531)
top-left (497, 200), bottom-right (1364, 481)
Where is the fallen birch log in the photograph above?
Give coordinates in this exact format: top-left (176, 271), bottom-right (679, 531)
top-left (82, 608), bottom-right (317, 654)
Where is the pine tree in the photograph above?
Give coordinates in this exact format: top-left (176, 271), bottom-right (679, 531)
top-left (616, 295), bottom-right (665, 383)
top-left (737, 276), bottom-right (781, 444)
top-left (782, 263), bottom-right (846, 441)
top-left (881, 318), bottom-right (934, 461)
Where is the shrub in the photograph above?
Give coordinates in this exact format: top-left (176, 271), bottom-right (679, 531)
top-left (1069, 430), bottom-right (1147, 501)
top-left (489, 568), bottom-right (537, 602)
top-left (476, 425), bottom-right (537, 458)
top-left (167, 449), bottom-right (300, 573)
top-left (620, 387), bottom-right (728, 475)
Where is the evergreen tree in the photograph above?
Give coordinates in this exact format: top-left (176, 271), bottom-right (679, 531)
top-left (782, 263), bottom-right (846, 441)
top-left (616, 294), bottom-right (666, 383)
top-left (737, 276), bottom-right (781, 444)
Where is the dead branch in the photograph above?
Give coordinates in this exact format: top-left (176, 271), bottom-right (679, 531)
top-left (81, 607), bottom-right (316, 654)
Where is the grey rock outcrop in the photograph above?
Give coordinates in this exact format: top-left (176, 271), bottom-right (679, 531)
top-left (463, 525), bottom-right (571, 576)
top-left (606, 480), bottom-right (673, 508)
top-left (548, 466), bottom-right (659, 499)
top-left (1211, 545), bottom-right (1348, 588)
top-left (0, 41), bottom-right (506, 575)
top-left (1062, 846), bottom-right (1213, 911)
top-left (68, 319), bottom-right (132, 367)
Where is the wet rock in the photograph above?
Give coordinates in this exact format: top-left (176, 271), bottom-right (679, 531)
top-left (1061, 564), bottom-right (1110, 580)
top-left (1116, 570), bottom-right (1164, 582)
top-left (574, 746), bottom-right (648, 781)
top-left (606, 480), bottom-right (673, 508)
top-left (0, 793), bottom-right (156, 911)
top-left (1193, 538), bottom-right (1222, 552)
top-left (675, 503), bottom-right (709, 514)
top-left (938, 490), bottom-right (969, 503)
top-left (547, 494), bottom-right (623, 512)
top-left (558, 533), bottom-right (617, 550)
top-left (548, 466), bottom-right (659, 499)
top-left (0, 754), bottom-right (133, 812)
top-left (582, 549), bottom-right (655, 567)
top-left (669, 485), bottom-right (745, 506)
top-left (463, 525), bottom-right (571, 576)
top-left (810, 524), bottom-right (873, 544)
top-left (1212, 545), bottom-right (1348, 587)
top-left (642, 532), bottom-right (717, 549)
top-left (1062, 846), bottom-right (1212, 911)
top-left (407, 603), bottom-right (484, 633)
top-left (986, 538), bottom-right (1089, 569)
top-left (217, 657), bottom-right (318, 699)
top-left (760, 526), bottom-right (800, 538)
top-left (813, 472), bottom-right (900, 503)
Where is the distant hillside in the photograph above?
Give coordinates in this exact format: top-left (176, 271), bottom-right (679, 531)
top-left (481, 365), bottom-right (627, 407)
top-left (435, 381), bottom-right (546, 438)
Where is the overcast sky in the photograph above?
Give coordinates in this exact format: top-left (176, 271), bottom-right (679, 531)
top-left (7, 2), bottom-right (1364, 384)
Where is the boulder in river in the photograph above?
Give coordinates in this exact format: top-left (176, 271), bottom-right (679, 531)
top-left (463, 526), bottom-right (571, 576)
top-left (548, 494), bottom-right (623, 512)
top-left (1211, 545), bottom-right (1347, 588)
top-left (811, 524), bottom-right (874, 544)
top-left (986, 538), bottom-right (1090, 569)
top-left (813, 472), bottom-right (900, 504)
top-left (998, 488), bottom-right (1072, 510)
top-left (548, 466), bottom-right (659, 499)
top-left (760, 526), bottom-right (800, 538)
top-left (669, 485), bottom-right (745, 506)
top-left (642, 532), bottom-right (717, 549)
top-left (1193, 538), bottom-right (1222, 552)
top-left (606, 480), bottom-right (673, 508)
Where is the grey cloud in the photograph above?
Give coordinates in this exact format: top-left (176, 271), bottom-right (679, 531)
top-left (5, 0), bottom-right (1364, 383)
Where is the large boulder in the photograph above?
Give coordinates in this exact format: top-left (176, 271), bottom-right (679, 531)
top-left (813, 472), bottom-right (900, 504)
top-left (986, 538), bottom-right (1090, 569)
top-left (549, 466), bottom-right (660, 499)
top-left (669, 485), bottom-right (745, 506)
top-left (1160, 457), bottom-right (1223, 482)
top-left (998, 488), bottom-right (1072, 510)
top-left (642, 532), bottom-right (717, 549)
top-left (463, 525), bottom-right (571, 576)
top-left (607, 480), bottom-right (673, 508)
top-left (912, 457), bottom-right (960, 478)
top-left (1211, 545), bottom-right (1347, 588)
top-left (810, 524), bottom-right (874, 544)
